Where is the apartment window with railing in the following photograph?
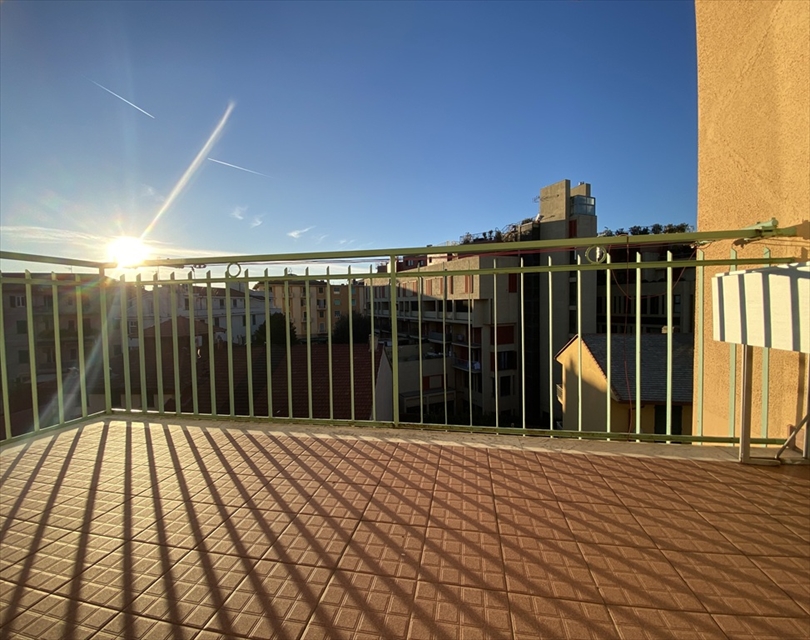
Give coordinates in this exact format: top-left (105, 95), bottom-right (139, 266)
top-left (334, 311), bottom-right (340, 318)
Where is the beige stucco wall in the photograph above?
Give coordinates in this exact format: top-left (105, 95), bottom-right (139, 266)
top-left (695, 0), bottom-right (810, 442)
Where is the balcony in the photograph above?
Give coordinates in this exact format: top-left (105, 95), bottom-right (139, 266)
top-left (452, 357), bottom-right (482, 372)
top-left (1, 227), bottom-right (808, 639)
top-left (1, 418), bottom-right (808, 639)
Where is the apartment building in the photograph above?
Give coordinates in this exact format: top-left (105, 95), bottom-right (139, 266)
top-left (255, 280), bottom-right (368, 340)
top-left (124, 283), bottom-right (277, 348)
top-left (369, 254), bottom-right (522, 424)
top-left (1, 273), bottom-right (124, 384)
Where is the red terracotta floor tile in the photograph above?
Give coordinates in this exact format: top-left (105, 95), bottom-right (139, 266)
top-left (301, 571), bottom-right (416, 639)
top-left (710, 613), bottom-right (810, 640)
top-left (662, 550), bottom-right (807, 618)
top-left (363, 485), bottom-right (432, 526)
top-left (500, 536), bottom-right (603, 602)
top-left (420, 527), bottom-right (506, 590)
top-left (338, 521), bottom-right (426, 579)
top-left (607, 605), bottom-right (727, 639)
top-left (408, 581), bottom-right (512, 640)
top-left (578, 542), bottom-right (705, 611)
top-left (510, 593), bottom-right (619, 640)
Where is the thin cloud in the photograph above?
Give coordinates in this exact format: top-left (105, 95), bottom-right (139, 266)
top-left (230, 206), bottom-right (247, 220)
top-left (140, 184), bottom-right (165, 203)
top-left (87, 78), bottom-right (155, 118)
top-left (207, 157), bottom-right (268, 177)
top-left (249, 215), bottom-right (264, 229)
top-left (287, 226), bottom-right (314, 239)
top-left (314, 234), bottom-right (328, 245)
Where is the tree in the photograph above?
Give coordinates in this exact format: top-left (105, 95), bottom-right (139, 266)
top-left (332, 313), bottom-right (372, 345)
top-left (251, 313), bottom-right (297, 346)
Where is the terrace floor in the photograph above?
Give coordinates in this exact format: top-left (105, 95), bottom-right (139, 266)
top-left (0, 418), bottom-right (808, 640)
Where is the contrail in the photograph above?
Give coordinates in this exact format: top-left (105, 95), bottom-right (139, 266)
top-left (207, 157), bottom-right (267, 177)
top-left (88, 79), bottom-right (155, 118)
top-left (141, 102), bottom-right (235, 239)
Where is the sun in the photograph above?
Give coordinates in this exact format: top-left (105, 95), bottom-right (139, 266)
top-left (107, 236), bottom-right (150, 267)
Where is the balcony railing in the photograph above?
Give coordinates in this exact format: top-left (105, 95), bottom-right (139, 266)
top-left (1, 223), bottom-right (806, 459)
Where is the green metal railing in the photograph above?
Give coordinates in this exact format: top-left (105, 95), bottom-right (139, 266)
top-left (0, 221), bottom-right (801, 446)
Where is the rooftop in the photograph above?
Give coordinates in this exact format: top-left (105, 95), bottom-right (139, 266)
top-left (1, 418), bottom-right (808, 639)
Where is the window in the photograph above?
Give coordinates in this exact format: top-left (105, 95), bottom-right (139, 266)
top-left (318, 311), bottom-right (324, 318)
top-left (508, 273), bottom-right (518, 293)
top-left (568, 309), bottom-right (577, 334)
top-left (319, 323), bottom-right (325, 332)
top-left (241, 316), bottom-right (246, 327)
top-left (318, 287), bottom-right (324, 294)
top-left (16, 320), bottom-right (27, 335)
top-left (232, 299), bottom-right (238, 308)
top-left (334, 311), bottom-right (341, 318)
top-left (251, 314), bottom-right (257, 326)
top-left (674, 294), bottom-right (681, 313)
top-left (333, 287), bottom-right (340, 294)
top-left (352, 298), bottom-right (356, 306)
top-left (490, 325), bottom-right (515, 345)
top-left (128, 320), bottom-right (137, 335)
top-left (334, 299), bottom-right (341, 305)
top-left (500, 376), bottom-right (512, 397)
top-left (18, 350), bottom-right (29, 364)
top-left (218, 299), bottom-right (225, 309)
top-left (9, 295), bottom-right (25, 308)
top-left (42, 296), bottom-right (53, 309)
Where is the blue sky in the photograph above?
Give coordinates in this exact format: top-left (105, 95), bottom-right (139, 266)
top-left (0, 0), bottom-right (697, 263)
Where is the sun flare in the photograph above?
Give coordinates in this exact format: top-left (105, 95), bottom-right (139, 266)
top-left (107, 236), bottom-right (150, 267)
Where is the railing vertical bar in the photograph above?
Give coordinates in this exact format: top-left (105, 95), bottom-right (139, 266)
top-left (76, 276), bottom-right (88, 417)
top-left (520, 256), bottom-right (526, 429)
top-left (153, 274), bottom-right (164, 414)
top-left (696, 250), bottom-right (705, 442)
top-left (348, 266), bottom-right (355, 421)
top-left (547, 256), bottom-right (553, 429)
top-left (119, 275), bottom-right (131, 412)
top-left (0, 275), bottom-right (11, 440)
top-left (134, 275), bottom-right (146, 413)
top-left (442, 269), bottom-right (448, 426)
top-left (284, 273), bottom-right (293, 418)
top-left (263, 270), bottom-right (273, 418)
top-left (187, 273), bottom-right (199, 416)
top-left (417, 275), bottom-right (424, 425)
top-left (606, 253), bottom-right (612, 434)
top-left (493, 258), bottom-right (499, 429)
top-left (169, 274), bottom-right (181, 416)
top-left (225, 283), bottom-right (235, 417)
top-left (206, 272), bottom-right (217, 417)
top-left (577, 256), bottom-right (582, 433)
top-left (327, 268), bottom-right (334, 421)
top-left (666, 250), bottom-right (673, 439)
top-left (24, 271), bottom-right (39, 432)
top-left (51, 274), bottom-right (65, 425)
top-left (760, 248), bottom-right (771, 442)
top-left (390, 256), bottom-right (400, 425)
top-left (99, 268), bottom-right (112, 414)
top-left (305, 270), bottom-right (313, 420)
top-left (467, 280), bottom-right (472, 426)
top-left (635, 253), bottom-right (642, 436)
top-left (244, 271), bottom-right (254, 418)
top-left (728, 248), bottom-right (738, 437)
top-left (370, 267), bottom-right (376, 422)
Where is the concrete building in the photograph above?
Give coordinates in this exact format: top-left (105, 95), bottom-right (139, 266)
top-left (370, 254), bottom-right (522, 424)
top-left (694, 0), bottom-right (809, 443)
top-left (125, 283), bottom-right (276, 349)
top-left (521, 179), bottom-right (599, 428)
top-left (254, 280), bottom-right (368, 340)
top-left (1, 274), bottom-right (125, 384)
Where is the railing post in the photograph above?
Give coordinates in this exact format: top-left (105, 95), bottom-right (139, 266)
top-left (99, 268), bottom-right (112, 414)
top-left (635, 253), bottom-right (642, 436)
top-left (51, 273), bottom-right (65, 425)
top-left (390, 255), bottom-right (399, 425)
top-left (24, 271), bottom-right (39, 431)
top-left (120, 275), bottom-right (132, 412)
top-left (0, 274), bottom-right (11, 440)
